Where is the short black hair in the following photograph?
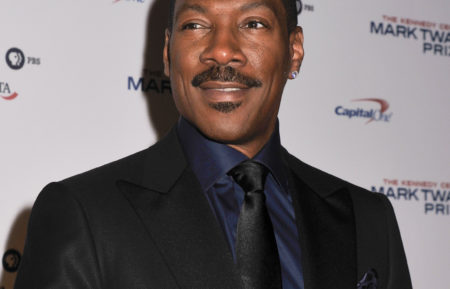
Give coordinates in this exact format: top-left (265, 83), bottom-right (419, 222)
top-left (167, 0), bottom-right (298, 33)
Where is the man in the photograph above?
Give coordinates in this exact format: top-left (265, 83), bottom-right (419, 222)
top-left (15, 0), bottom-right (412, 288)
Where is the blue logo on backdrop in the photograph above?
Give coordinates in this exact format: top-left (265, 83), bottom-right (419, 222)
top-left (128, 70), bottom-right (171, 94)
top-left (372, 179), bottom-right (450, 216)
top-left (370, 15), bottom-right (450, 57)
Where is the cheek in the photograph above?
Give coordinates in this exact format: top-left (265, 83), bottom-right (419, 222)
top-left (169, 54), bottom-right (204, 119)
top-left (252, 46), bottom-right (266, 70)
top-left (246, 40), bottom-right (288, 78)
top-left (171, 48), bottom-right (204, 94)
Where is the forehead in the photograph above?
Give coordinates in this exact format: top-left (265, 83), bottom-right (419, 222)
top-left (173, 0), bottom-right (286, 19)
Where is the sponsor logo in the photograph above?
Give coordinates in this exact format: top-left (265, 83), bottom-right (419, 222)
top-left (4, 47), bottom-right (41, 70)
top-left (0, 82), bottom-right (18, 101)
top-left (128, 70), bottom-right (171, 94)
top-left (296, 0), bottom-right (303, 15)
top-left (2, 249), bottom-right (21, 273)
top-left (5, 48), bottom-right (25, 70)
top-left (334, 98), bottom-right (392, 124)
top-left (296, 0), bottom-right (314, 14)
top-left (370, 15), bottom-right (450, 57)
top-left (372, 179), bottom-right (450, 216)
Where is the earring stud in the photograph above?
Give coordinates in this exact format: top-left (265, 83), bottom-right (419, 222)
top-left (291, 71), bottom-right (298, 79)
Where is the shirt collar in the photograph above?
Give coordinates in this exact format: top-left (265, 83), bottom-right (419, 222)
top-left (177, 117), bottom-right (288, 193)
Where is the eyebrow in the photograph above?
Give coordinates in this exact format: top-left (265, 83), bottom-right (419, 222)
top-left (175, 1), bottom-right (275, 20)
top-left (175, 4), bottom-right (207, 23)
top-left (239, 2), bottom-right (274, 12)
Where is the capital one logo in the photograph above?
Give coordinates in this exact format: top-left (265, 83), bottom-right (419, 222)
top-left (335, 98), bottom-right (393, 124)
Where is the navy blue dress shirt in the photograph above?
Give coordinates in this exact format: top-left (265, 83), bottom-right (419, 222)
top-left (177, 117), bottom-right (304, 289)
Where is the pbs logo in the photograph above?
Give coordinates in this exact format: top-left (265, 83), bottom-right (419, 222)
top-left (296, 0), bottom-right (303, 15)
top-left (5, 48), bottom-right (25, 70)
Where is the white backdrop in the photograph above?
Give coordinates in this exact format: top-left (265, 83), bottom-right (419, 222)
top-left (1, 0), bottom-right (449, 288)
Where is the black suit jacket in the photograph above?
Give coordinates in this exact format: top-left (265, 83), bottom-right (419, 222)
top-left (15, 128), bottom-right (412, 289)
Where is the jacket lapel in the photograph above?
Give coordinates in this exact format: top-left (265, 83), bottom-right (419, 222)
top-left (284, 151), bottom-right (357, 289)
top-left (119, 129), bottom-right (240, 289)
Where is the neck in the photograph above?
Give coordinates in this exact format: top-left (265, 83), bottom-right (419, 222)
top-left (227, 124), bottom-right (276, 158)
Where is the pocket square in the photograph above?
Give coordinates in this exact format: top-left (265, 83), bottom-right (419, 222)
top-left (357, 268), bottom-right (378, 289)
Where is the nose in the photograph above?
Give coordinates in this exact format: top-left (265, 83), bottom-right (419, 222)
top-left (199, 27), bottom-right (247, 67)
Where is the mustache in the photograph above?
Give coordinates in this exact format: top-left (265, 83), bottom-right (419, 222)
top-left (191, 66), bottom-right (262, 88)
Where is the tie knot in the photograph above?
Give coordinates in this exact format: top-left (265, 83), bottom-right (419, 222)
top-left (228, 160), bottom-right (269, 193)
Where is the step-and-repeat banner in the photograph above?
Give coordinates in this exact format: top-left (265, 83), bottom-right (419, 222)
top-left (1, 0), bottom-right (449, 288)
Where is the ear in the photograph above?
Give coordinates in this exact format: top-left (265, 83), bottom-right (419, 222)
top-left (288, 26), bottom-right (304, 79)
top-left (163, 29), bottom-right (171, 77)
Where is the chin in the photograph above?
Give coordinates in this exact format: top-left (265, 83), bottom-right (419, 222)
top-left (198, 121), bottom-right (250, 145)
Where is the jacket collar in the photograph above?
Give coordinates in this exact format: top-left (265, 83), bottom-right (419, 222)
top-left (282, 148), bottom-right (347, 199)
top-left (130, 127), bottom-right (188, 193)
top-left (283, 149), bottom-right (357, 289)
top-left (119, 129), bottom-right (357, 289)
top-left (118, 128), bottom-right (241, 289)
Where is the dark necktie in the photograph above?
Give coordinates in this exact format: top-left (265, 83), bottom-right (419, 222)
top-left (228, 160), bottom-right (282, 289)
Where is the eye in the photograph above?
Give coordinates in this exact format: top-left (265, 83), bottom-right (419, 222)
top-left (243, 20), bottom-right (267, 29)
top-left (181, 23), bottom-right (206, 30)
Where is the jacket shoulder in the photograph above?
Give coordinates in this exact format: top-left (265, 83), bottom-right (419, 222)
top-left (59, 148), bottom-right (148, 190)
top-left (283, 149), bottom-right (382, 203)
top-left (283, 150), bottom-right (411, 287)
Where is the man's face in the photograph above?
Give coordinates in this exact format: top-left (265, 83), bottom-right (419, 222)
top-left (164, 0), bottom-right (303, 156)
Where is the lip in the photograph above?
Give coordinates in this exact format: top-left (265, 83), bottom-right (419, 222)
top-left (198, 81), bottom-right (250, 90)
top-left (197, 82), bottom-right (250, 103)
